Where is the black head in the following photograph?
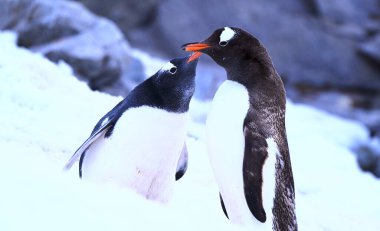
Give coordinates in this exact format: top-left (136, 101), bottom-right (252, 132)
top-left (182, 27), bottom-right (268, 70)
top-left (150, 56), bottom-right (198, 112)
top-left (91, 56), bottom-right (198, 138)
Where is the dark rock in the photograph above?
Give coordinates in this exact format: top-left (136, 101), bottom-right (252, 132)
top-left (358, 34), bottom-right (380, 66)
top-left (274, 0), bottom-right (319, 16)
top-left (326, 23), bottom-right (368, 41)
top-left (370, 124), bottom-right (380, 138)
top-left (0, 0), bottom-right (145, 97)
top-left (375, 158), bottom-right (380, 178)
top-left (31, 19), bottom-right (143, 96)
top-left (0, 0), bottom-right (96, 47)
top-left (356, 136), bottom-right (380, 178)
top-left (313, 0), bottom-right (380, 25)
top-left (357, 145), bottom-right (378, 172)
top-left (75, 0), bottom-right (160, 31)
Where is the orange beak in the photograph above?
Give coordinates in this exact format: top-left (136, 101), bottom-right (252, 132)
top-left (187, 52), bottom-right (202, 63)
top-left (182, 43), bottom-right (210, 63)
top-left (182, 43), bottom-right (211, 52)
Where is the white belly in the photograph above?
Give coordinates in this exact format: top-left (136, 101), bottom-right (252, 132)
top-left (81, 106), bottom-right (189, 203)
top-left (206, 80), bottom-right (273, 228)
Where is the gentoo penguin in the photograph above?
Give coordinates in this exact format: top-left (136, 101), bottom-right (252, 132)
top-left (182, 27), bottom-right (297, 230)
top-left (63, 56), bottom-right (198, 203)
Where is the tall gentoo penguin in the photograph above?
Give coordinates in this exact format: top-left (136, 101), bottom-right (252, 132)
top-left (63, 56), bottom-right (198, 203)
top-left (182, 27), bottom-right (297, 230)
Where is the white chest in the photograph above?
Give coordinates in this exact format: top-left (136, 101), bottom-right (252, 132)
top-left (206, 80), bottom-right (277, 228)
top-left (206, 80), bottom-right (250, 133)
top-left (206, 81), bottom-right (250, 175)
top-left (206, 80), bottom-right (250, 219)
top-left (82, 106), bottom-right (189, 203)
top-left (206, 81), bottom-right (250, 163)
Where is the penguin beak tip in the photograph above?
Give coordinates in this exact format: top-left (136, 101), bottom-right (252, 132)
top-left (187, 52), bottom-right (202, 63)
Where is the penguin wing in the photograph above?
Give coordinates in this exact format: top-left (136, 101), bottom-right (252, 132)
top-left (62, 100), bottom-right (126, 171)
top-left (175, 143), bottom-right (188, 181)
top-left (242, 125), bottom-right (269, 223)
top-left (62, 122), bottom-right (114, 171)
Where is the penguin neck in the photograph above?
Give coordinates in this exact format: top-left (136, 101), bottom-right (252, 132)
top-left (159, 84), bottom-right (195, 113)
top-left (127, 78), bottom-right (193, 113)
top-left (225, 50), bottom-right (275, 88)
top-left (162, 93), bottom-right (192, 113)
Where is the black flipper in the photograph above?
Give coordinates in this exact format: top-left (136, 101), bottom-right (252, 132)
top-left (175, 143), bottom-right (188, 181)
top-left (220, 193), bottom-right (229, 219)
top-left (79, 149), bottom-right (87, 178)
top-left (62, 124), bottom-right (112, 171)
top-left (242, 125), bottom-right (269, 223)
top-left (62, 101), bottom-right (124, 172)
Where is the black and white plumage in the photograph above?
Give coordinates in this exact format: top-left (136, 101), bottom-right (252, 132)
top-left (63, 56), bottom-right (198, 203)
top-left (183, 27), bottom-right (297, 230)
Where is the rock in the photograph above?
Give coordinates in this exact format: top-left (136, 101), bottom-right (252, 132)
top-left (313, 0), bottom-right (379, 25)
top-left (75, 0), bottom-right (160, 31)
top-left (357, 136), bottom-right (380, 178)
top-left (31, 19), bottom-right (141, 96)
top-left (369, 124), bottom-right (380, 139)
top-left (357, 145), bottom-right (378, 172)
top-left (358, 34), bottom-right (380, 66)
top-left (1, 0), bottom-right (96, 47)
top-left (375, 158), bottom-right (380, 178)
top-left (326, 23), bottom-right (368, 41)
top-left (0, 0), bottom-right (145, 96)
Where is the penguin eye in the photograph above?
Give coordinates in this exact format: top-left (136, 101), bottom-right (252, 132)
top-left (219, 41), bottom-right (228, 47)
top-left (169, 67), bottom-right (177, 74)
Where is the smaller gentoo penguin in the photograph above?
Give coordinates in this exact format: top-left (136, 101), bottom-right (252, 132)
top-left (182, 27), bottom-right (297, 230)
top-left (63, 56), bottom-right (198, 203)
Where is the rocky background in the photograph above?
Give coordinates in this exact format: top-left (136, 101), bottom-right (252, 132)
top-left (1, 0), bottom-right (379, 177)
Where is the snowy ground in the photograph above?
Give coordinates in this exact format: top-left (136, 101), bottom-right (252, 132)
top-left (1, 31), bottom-right (379, 231)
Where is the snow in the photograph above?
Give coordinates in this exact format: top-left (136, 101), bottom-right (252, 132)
top-left (0, 31), bottom-right (379, 230)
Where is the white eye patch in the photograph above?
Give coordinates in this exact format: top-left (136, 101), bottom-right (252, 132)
top-left (160, 62), bottom-right (177, 73)
top-left (220, 27), bottom-right (236, 43)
